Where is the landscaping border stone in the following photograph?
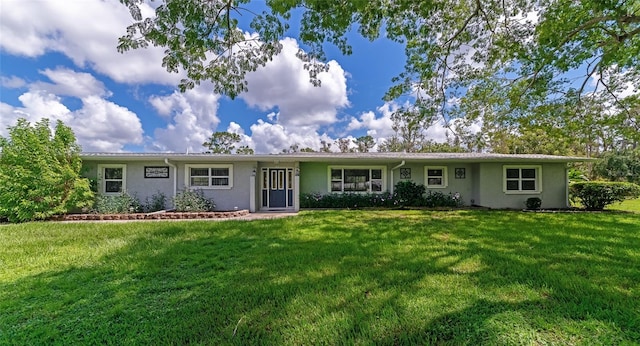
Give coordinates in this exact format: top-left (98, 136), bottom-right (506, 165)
top-left (52, 209), bottom-right (250, 221)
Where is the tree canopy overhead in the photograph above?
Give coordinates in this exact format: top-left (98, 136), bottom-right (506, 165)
top-left (119, 0), bottom-right (639, 154)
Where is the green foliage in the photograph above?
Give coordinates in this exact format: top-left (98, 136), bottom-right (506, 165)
top-left (0, 118), bottom-right (94, 222)
top-left (301, 186), bottom-right (462, 209)
top-left (173, 189), bottom-right (215, 212)
top-left (394, 180), bottom-right (425, 206)
top-left (525, 197), bottom-right (542, 210)
top-left (143, 191), bottom-right (168, 212)
top-left (593, 149), bottom-right (640, 184)
top-left (93, 191), bottom-right (142, 214)
top-left (119, 1), bottom-right (639, 154)
top-left (203, 131), bottom-right (242, 154)
top-left (570, 181), bottom-right (640, 211)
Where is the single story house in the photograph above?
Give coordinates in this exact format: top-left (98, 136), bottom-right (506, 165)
top-left (80, 152), bottom-right (590, 211)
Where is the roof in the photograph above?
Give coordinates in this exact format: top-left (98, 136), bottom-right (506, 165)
top-left (80, 152), bottom-right (593, 163)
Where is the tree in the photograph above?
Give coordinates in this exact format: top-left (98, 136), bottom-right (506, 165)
top-left (0, 118), bottom-right (94, 223)
top-left (236, 145), bottom-right (255, 155)
top-left (593, 149), bottom-right (640, 184)
top-left (119, 1), bottom-right (639, 119)
top-left (353, 135), bottom-right (375, 153)
top-left (203, 132), bottom-right (242, 154)
top-left (335, 138), bottom-right (352, 153)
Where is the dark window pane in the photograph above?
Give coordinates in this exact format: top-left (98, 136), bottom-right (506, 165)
top-left (371, 169), bottom-right (382, 179)
top-left (191, 177), bottom-right (209, 186)
top-left (427, 169), bottom-right (443, 177)
top-left (105, 181), bottom-right (122, 193)
top-left (191, 168), bottom-right (209, 176)
top-left (371, 181), bottom-right (382, 191)
top-left (331, 182), bottom-right (342, 191)
top-left (506, 180), bottom-right (519, 190)
top-left (211, 168), bottom-right (229, 177)
top-left (428, 178), bottom-right (443, 186)
top-left (344, 169), bottom-right (369, 183)
top-left (522, 180), bottom-right (536, 190)
top-left (522, 169), bottom-right (536, 178)
top-left (506, 169), bottom-right (520, 179)
top-left (211, 177), bottom-right (229, 186)
top-left (104, 167), bottom-right (123, 179)
top-left (331, 169), bottom-right (342, 180)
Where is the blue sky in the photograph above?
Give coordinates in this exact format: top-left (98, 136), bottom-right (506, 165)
top-left (0, 0), bottom-right (458, 153)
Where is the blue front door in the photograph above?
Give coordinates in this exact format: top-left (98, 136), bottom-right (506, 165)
top-left (268, 168), bottom-right (287, 208)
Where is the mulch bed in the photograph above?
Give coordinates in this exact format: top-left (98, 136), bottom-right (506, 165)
top-left (51, 209), bottom-right (250, 221)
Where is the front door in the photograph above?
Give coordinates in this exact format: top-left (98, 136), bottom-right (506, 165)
top-left (262, 168), bottom-right (293, 209)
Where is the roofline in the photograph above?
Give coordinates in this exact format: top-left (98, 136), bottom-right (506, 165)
top-left (80, 152), bottom-right (594, 163)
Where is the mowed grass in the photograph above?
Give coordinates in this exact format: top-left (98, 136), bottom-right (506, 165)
top-left (1, 210), bottom-right (639, 345)
top-left (607, 198), bottom-right (640, 213)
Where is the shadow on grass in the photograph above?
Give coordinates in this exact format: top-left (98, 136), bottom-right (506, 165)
top-left (1, 210), bottom-right (639, 344)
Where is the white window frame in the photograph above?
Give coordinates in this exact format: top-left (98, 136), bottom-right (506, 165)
top-left (328, 166), bottom-right (386, 193)
top-left (424, 166), bottom-right (448, 188)
top-left (503, 165), bottom-right (542, 194)
top-left (185, 164), bottom-right (233, 189)
top-left (97, 164), bottom-right (126, 195)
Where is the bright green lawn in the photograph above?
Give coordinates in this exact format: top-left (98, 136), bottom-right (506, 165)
top-left (607, 198), bottom-right (640, 213)
top-left (1, 210), bottom-right (639, 345)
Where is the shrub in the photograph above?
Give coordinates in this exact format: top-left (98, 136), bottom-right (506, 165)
top-left (421, 191), bottom-right (463, 208)
top-left (93, 191), bottom-right (142, 214)
top-left (526, 197), bottom-right (542, 210)
top-left (394, 181), bottom-right (425, 206)
top-left (570, 181), bottom-right (640, 211)
top-left (300, 190), bottom-right (463, 209)
top-left (0, 118), bottom-right (94, 222)
top-left (143, 191), bottom-right (167, 212)
top-left (173, 189), bottom-right (215, 212)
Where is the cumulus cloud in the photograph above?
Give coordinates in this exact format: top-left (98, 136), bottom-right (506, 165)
top-left (149, 84), bottom-right (221, 152)
top-left (0, 75), bottom-right (26, 88)
top-left (241, 38), bottom-right (349, 127)
top-left (0, 0), bottom-right (178, 85)
top-left (249, 119), bottom-right (335, 154)
top-left (0, 68), bottom-right (143, 152)
top-left (32, 68), bottom-right (111, 98)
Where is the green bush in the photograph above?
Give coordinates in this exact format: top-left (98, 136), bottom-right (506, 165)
top-left (300, 189), bottom-right (463, 209)
top-left (569, 181), bottom-right (640, 211)
top-left (93, 191), bottom-right (142, 214)
top-left (0, 118), bottom-right (94, 222)
top-left (143, 191), bottom-right (167, 212)
top-left (173, 189), bottom-right (215, 212)
top-left (526, 197), bottom-right (542, 210)
top-left (394, 180), bottom-right (426, 206)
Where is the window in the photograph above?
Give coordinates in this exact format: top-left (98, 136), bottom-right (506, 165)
top-left (425, 166), bottom-right (448, 188)
top-left (329, 166), bottom-right (385, 193)
top-left (98, 164), bottom-right (126, 194)
top-left (503, 166), bottom-right (541, 193)
top-left (185, 164), bottom-right (233, 189)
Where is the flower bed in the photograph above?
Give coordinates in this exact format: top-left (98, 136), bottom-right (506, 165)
top-left (52, 209), bottom-right (249, 221)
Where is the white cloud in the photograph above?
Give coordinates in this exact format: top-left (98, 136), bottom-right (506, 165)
top-left (0, 0), bottom-right (178, 85)
top-left (249, 119), bottom-right (334, 154)
top-left (0, 75), bottom-right (26, 88)
top-left (32, 68), bottom-right (111, 98)
top-left (0, 91), bottom-right (143, 152)
top-left (149, 84), bottom-right (221, 152)
top-left (241, 38), bottom-right (349, 127)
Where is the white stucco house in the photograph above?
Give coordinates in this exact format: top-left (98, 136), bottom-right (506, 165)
top-left (81, 152), bottom-right (590, 211)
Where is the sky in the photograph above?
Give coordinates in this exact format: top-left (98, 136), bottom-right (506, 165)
top-left (1, 0), bottom-right (467, 154)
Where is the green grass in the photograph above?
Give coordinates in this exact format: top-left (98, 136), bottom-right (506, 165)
top-left (1, 210), bottom-right (639, 345)
top-left (607, 198), bottom-right (640, 213)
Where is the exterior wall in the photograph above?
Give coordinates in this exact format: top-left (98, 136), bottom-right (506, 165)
top-left (476, 162), bottom-right (568, 209)
top-left (471, 163), bottom-right (481, 206)
top-left (300, 162), bottom-right (475, 206)
top-left (175, 161), bottom-right (254, 211)
top-left (83, 161), bottom-right (175, 207)
top-left (83, 161), bottom-right (255, 211)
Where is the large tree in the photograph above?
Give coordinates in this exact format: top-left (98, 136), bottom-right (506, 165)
top-left (0, 118), bottom-right (94, 223)
top-left (119, 0), bottom-right (639, 151)
top-left (203, 131), bottom-right (242, 154)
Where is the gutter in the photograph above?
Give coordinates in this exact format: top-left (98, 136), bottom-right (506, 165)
top-left (164, 158), bottom-right (178, 207)
top-left (390, 160), bottom-right (406, 194)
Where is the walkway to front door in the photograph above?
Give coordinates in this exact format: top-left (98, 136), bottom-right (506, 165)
top-left (261, 168), bottom-right (294, 209)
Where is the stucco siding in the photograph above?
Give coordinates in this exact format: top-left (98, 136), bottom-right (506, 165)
top-left (476, 162), bottom-right (568, 209)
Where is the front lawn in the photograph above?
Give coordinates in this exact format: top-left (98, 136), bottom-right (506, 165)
top-left (1, 210), bottom-right (638, 345)
top-left (607, 198), bottom-right (640, 213)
